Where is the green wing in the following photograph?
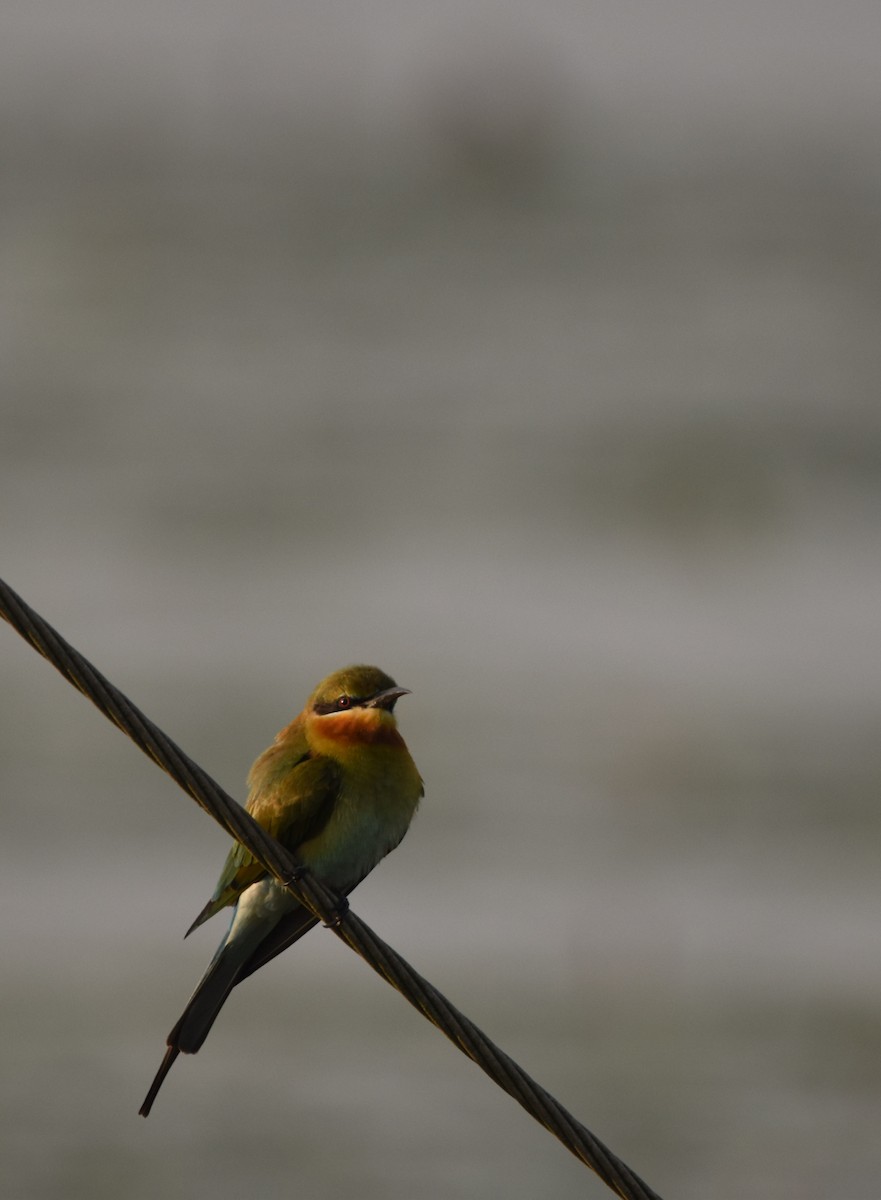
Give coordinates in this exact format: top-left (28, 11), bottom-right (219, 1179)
top-left (185, 738), bottom-right (340, 936)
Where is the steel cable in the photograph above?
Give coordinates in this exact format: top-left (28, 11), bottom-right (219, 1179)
top-left (1, 576), bottom-right (664, 1200)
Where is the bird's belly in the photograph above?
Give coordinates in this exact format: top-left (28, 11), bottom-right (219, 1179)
top-left (223, 875), bottom-right (301, 956)
top-left (298, 789), bottom-right (415, 892)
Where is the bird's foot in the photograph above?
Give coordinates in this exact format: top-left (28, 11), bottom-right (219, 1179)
top-left (279, 863), bottom-right (309, 888)
top-left (323, 896), bottom-right (350, 928)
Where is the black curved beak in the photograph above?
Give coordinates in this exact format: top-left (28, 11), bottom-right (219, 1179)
top-left (365, 685), bottom-right (411, 711)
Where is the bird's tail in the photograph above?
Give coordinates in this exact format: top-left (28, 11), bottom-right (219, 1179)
top-left (139, 884), bottom-right (337, 1117)
top-left (139, 948), bottom-right (244, 1117)
top-left (139, 1045), bottom-right (180, 1117)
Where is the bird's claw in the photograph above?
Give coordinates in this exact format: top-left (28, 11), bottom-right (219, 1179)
top-left (279, 864), bottom-right (308, 887)
top-left (323, 897), bottom-right (350, 928)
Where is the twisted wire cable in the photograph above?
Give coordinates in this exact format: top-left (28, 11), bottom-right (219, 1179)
top-left (1, 576), bottom-right (664, 1200)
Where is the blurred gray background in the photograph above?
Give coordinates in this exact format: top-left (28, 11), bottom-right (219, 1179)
top-left (2, 3), bottom-right (881, 1198)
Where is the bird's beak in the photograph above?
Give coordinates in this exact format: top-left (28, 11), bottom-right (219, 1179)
top-left (366, 686), bottom-right (411, 711)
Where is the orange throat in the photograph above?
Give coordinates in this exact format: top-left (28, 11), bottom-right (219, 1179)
top-left (306, 707), bottom-right (406, 751)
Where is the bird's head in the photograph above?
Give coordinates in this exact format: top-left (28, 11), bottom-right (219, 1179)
top-left (305, 665), bottom-right (411, 748)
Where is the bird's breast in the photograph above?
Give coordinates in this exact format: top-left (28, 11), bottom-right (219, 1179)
top-left (297, 738), bottom-right (422, 892)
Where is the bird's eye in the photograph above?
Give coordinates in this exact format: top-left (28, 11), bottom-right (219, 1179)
top-left (335, 695), bottom-right (352, 710)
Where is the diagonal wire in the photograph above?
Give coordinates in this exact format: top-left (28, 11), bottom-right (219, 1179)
top-left (0, 576), bottom-right (664, 1200)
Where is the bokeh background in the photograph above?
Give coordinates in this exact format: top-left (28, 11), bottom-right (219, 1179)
top-left (2, 3), bottom-right (881, 1198)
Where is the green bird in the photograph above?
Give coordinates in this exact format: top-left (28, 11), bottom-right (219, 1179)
top-left (139, 664), bottom-right (422, 1116)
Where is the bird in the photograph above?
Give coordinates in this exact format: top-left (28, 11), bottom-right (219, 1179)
top-left (139, 664), bottom-right (422, 1117)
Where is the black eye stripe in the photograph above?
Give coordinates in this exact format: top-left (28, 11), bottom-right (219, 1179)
top-left (313, 694), bottom-right (359, 715)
